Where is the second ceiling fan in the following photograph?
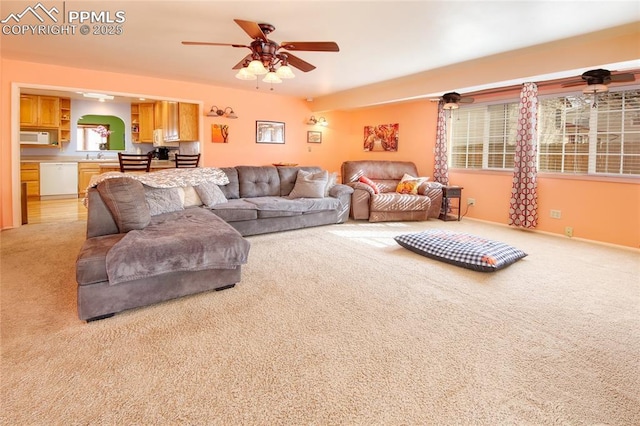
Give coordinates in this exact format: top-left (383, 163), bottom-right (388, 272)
top-left (182, 19), bottom-right (340, 83)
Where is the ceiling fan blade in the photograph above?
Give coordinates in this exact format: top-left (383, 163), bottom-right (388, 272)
top-left (232, 54), bottom-right (253, 70)
top-left (280, 41), bottom-right (340, 52)
top-left (182, 41), bottom-right (248, 48)
top-left (285, 53), bottom-right (316, 72)
top-left (610, 73), bottom-right (635, 83)
top-left (234, 19), bottom-right (268, 41)
top-left (459, 97), bottom-right (474, 104)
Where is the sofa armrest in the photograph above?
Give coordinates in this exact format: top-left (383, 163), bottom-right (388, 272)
top-left (86, 188), bottom-right (119, 238)
top-left (420, 182), bottom-right (444, 218)
top-left (329, 184), bottom-right (354, 223)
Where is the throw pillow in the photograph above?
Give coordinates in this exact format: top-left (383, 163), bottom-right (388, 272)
top-left (289, 169), bottom-right (329, 198)
top-left (396, 179), bottom-right (421, 194)
top-left (325, 171), bottom-right (338, 197)
top-left (400, 173), bottom-right (429, 184)
top-left (183, 186), bottom-right (203, 207)
top-left (358, 176), bottom-right (380, 194)
top-left (144, 186), bottom-right (185, 216)
top-left (97, 178), bottom-right (151, 233)
top-left (394, 229), bottom-right (527, 272)
top-left (195, 181), bottom-right (228, 207)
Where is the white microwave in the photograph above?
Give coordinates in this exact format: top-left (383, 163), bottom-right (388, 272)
top-left (20, 131), bottom-right (50, 145)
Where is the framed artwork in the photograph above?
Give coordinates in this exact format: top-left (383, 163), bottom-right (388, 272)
top-left (256, 121), bottom-right (285, 144)
top-left (363, 123), bottom-right (399, 152)
top-left (307, 131), bottom-right (322, 143)
top-left (211, 124), bottom-right (229, 143)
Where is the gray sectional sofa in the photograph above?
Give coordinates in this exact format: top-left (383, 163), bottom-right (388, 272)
top-left (75, 165), bottom-right (353, 321)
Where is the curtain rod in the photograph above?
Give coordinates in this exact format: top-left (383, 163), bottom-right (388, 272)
top-left (462, 68), bottom-right (640, 98)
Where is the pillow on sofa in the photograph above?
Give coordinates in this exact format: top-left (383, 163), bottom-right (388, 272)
top-left (182, 186), bottom-right (203, 207)
top-left (358, 176), bottom-right (380, 194)
top-left (401, 173), bottom-right (429, 184)
top-left (395, 179), bottom-right (422, 194)
top-left (97, 178), bottom-right (151, 233)
top-left (195, 181), bottom-right (228, 207)
top-left (144, 186), bottom-right (185, 216)
top-left (289, 169), bottom-right (329, 198)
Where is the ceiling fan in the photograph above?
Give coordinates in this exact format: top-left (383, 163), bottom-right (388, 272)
top-left (432, 92), bottom-right (475, 110)
top-left (182, 19), bottom-right (339, 84)
top-left (562, 68), bottom-right (636, 93)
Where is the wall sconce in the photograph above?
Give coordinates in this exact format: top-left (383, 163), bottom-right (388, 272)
top-left (206, 106), bottom-right (238, 119)
top-left (307, 116), bottom-right (328, 126)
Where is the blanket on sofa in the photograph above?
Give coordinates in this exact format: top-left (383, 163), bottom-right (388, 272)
top-left (105, 208), bottom-right (250, 285)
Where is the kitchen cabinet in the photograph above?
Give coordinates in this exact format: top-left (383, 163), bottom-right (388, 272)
top-left (154, 101), bottom-right (199, 142)
top-left (20, 95), bottom-right (60, 128)
top-left (59, 98), bottom-right (71, 143)
top-left (132, 103), bottom-right (155, 143)
top-left (20, 163), bottom-right (40, 198)
top-left (78, 163), bottom-right (102, 197)
top-left (139, 103), bottom-right (155, 143)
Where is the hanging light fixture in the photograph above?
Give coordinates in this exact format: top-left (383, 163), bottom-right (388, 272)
top-left (206, 106), bottom-right (238, 119)
top-left (235, 52), bottom-right (295, 85)
top-left (442, 102), bottom-right (459, 110)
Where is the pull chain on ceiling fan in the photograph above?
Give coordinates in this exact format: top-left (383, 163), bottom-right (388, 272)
top-left (182, 19), bottom-right (339, 89)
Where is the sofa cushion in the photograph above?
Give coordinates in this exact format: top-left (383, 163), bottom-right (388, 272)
top-left (370, 192), bottom-right (431, 212)
top-left (288, 169), bottom-right (329, 198)
top-left (237, 166), bottom-right (281, 198)
top-left (394, 229), bottom-right (527, 272)
top-left (209, 199), bottom-right (258, 222)
top-left (325, 172), bottom-right (338, 197)
top-left (144, 186), bottom-right (185, 216)
top-left (97, 178), bottom-right (151, 233)
top-left (195, 182), bottom-right (228, 207)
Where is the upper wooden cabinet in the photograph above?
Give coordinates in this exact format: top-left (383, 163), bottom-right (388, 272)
top-left (154, 101), bottom-right (199, 142)
top-left (20, 95), bottom-right (60, 128)
top-left (132, 103), bottom-right (155, 143)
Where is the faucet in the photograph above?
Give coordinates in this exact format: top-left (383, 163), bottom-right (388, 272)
top-left (97, 152), bottom-right (104, 159)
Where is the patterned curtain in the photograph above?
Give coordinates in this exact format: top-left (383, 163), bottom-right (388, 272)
top-left (433, 102), bottom-right (449, 185)
top-left (509, 82), bottom-right (538, 228)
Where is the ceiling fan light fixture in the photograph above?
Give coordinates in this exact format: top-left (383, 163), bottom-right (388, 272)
top-left (247, 59), bottom-right (268, 75)
top-left (443, 102), bottom-right (459, 110)
top-left (275, 65), bottom-right (295, 79)
top-left (583, 83), bottom-right (609, 94)
top-left (263, 71), bottom-right (282, 84)
top-left (235, 67), bottom-right (257, 81)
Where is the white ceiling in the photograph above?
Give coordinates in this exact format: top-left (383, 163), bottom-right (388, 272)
top-left (2, 1), bottom-right (639, 101)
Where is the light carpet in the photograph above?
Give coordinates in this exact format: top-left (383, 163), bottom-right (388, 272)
top-left (1, 219), bottom-right (639, 425)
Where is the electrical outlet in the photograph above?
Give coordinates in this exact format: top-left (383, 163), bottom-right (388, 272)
top-left (550, 209), bottom-right (562, 219)
top-left (565, 226), bottom-right (573, 237)
top-left (467, 198), bottom-right (475, 206)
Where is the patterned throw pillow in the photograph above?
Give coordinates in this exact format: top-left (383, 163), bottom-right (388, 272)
top-left (394, 229), bottom-right (527, 272)
top-left (395, 179), bottom-right (421, 194)
top-left (358, 176), bottom-right (380, 194)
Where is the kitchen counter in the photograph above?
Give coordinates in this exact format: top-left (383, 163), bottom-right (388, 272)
top-left (21, 157), bottom-right (175, 169)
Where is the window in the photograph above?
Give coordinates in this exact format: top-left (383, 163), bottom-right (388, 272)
top-left (449, 87), bottom-right (640, 177)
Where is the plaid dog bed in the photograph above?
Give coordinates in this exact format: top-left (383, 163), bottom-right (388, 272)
top-left (394, 229), bottom-right (527, 272)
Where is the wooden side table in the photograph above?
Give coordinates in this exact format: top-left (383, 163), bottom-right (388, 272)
top-left (439, 186), bottom-right (463, 221)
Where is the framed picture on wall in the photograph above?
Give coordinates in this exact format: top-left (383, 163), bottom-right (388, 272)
top-left (256, 121), bottom-right (285, 144)
top-left (307, 131), bottom-right (322, 143)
